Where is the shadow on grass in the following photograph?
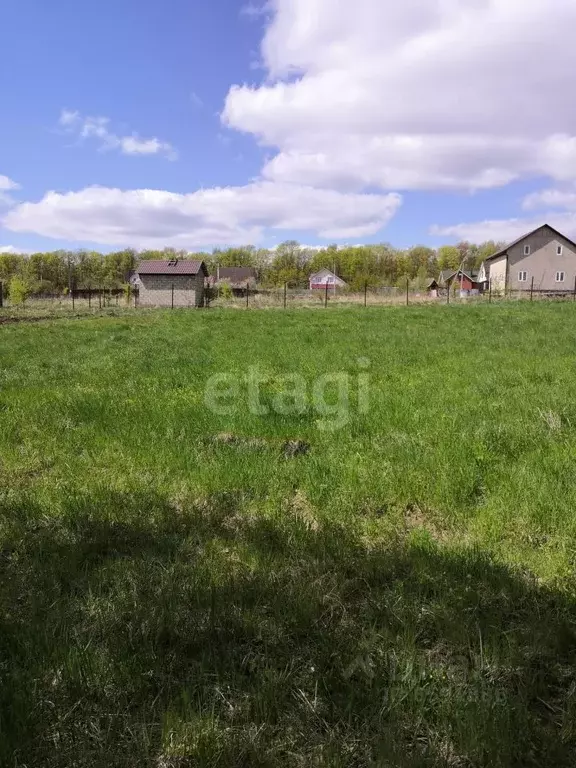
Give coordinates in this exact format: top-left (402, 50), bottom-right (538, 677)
top-left (1, 489), bottom-right (576, 767)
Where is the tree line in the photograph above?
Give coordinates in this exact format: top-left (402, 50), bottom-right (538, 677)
top-left (0, 239), bottom-right (505, 298)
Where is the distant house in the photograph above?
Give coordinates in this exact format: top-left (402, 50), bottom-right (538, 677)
top-left (309, 268), bottom-right (347, 291)
top-left (133, 259), bottom-right (208, 307)
top-left (482, 224), bottom-right (576, 293)
top-left (477, 261), bottom-right (488, 290)
top-left (438, 270), bottom-right (454, 287)
top-left (210, 266), bottom-right (258, 295)
top-left (437, 269), bottom-right (482, 292)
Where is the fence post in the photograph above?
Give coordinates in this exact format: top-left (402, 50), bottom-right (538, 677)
top-left (364, 280), bottom-right (368, 307)
top-left (171, 283), bottom-right (174, 309)
top-left (530, 277), bottom-right (534, 302)
top-left (284, 282), bottom-right (287, 309)
top-left (72, 289), bottom-right (75, 311)
top-left (116, 292), bottom-right (119, 306)
top-left (573, 276), bottom-right (576, 301)
top-left (488, 281), bottom-right (492, 304)
top-left (324, 282), bottom-right (329, 308)
top-left (88, 287), bottom-right (92, 308)
top-left (246, 282), bottom-right (249, 309)
top-left (98, 290), bottom-right (102, 309)
top-left (0, 281), bottom-right (3, 308)
top-left (406, 278), bottom-right (409, 306)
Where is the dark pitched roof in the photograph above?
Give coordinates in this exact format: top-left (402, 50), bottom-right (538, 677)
top-left (484, 224), bottom-right (576, 262)
top-left (438, 270), bottom-right (455, 284)
top-left (136, 259), bottom-right (208, 275)
top-left (216, 267), bottom-right (257, 283)
top-left (459, 269), bottom-right (480, 281)
top-left (439, 268), bottom-right (480, 284)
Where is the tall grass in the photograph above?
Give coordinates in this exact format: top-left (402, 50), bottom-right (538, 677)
top-left (1, 303), bottom-right (576, 765)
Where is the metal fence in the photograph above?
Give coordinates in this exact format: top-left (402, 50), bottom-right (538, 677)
top-left (3, 280), bottom-right (576, 319)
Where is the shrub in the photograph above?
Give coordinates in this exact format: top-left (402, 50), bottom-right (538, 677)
top-left (8, 276), bottom-right (29, 305)
top-left (218, 283), bottom-right (233, 301)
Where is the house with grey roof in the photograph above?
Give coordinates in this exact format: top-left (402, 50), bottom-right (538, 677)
top-left (134, 259), bottom-right (209, 307)
top-left (209, 266), bottom-right (258, 295)
top-left (481, 224), bottom-right (576, 293)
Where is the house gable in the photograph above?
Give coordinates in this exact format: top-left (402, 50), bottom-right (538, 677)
top-left (485, 224), bottom-right (576, 263)
top-left (309, 269), bottom-right (347, 287)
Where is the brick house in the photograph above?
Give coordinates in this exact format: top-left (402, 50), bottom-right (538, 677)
top-left (134, 259), bottom-right (209, 307)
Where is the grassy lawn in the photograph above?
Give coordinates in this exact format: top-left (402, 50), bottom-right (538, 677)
top-left (1, 303), bottom-right (576, 766)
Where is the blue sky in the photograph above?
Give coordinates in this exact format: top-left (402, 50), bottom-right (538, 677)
top-left (1, 0), bottom-right (575, 253)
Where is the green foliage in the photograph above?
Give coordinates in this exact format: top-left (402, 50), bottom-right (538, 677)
top-left (218, 282), bottom-right (233, 300)
top-left (0, 238), bottom-right (502, 299)
top-left (437, 244), bottom-right (462, 271)
top-left (211, 246), bottom-right (256, 268)
top-left (8, 275), bottom-right (29, 304)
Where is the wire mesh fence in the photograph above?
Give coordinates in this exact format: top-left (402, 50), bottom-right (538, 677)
top-left (3, 282), bottom-right (576, 321)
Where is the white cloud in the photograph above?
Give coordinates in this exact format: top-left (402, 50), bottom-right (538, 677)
top-left (223, 0), bottom-right (576, 191)
top-left (2, 183), bottom-right (401, 249)
top-left (0, 175), bottom-right (20, 192)
top-left (59, 110), bottom-right (177, 159)
top-left (0, 245), bottom-right (21, 254)
top-left (190, 91), bottom-right (204, 109)
top-left (0, 174), bottom-right (20, 207)
top-left (241, 2), bottom-right (271, 18)
top-left (522, 187), bottom-right (576, 211)
top-left (433, 181), bottom-right (576, 242)
top-left (431, 215), bottom-right (576, 244)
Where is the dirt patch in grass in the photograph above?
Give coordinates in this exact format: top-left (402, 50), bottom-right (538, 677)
top-left (404, 502), bottom-right (453, 543)
top-left (212, 432), bottom-right (310, 458)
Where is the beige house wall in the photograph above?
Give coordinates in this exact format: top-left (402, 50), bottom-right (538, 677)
top-left (137, 273), bottom-right (205, 307)
top-left (507, 227), bottom-right (576, 291)
top-left (488, 255), bottom-right (507, 293)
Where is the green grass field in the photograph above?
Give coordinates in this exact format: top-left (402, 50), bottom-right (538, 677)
top-left (2, 303), bottom-right (576, 766)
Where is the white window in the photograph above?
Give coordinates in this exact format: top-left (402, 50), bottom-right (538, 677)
top-left (524, 244), bottom-right (531, 255)
top-left (557, 245), bottom-right (563, 256)
top-left (518, 271), bottom-right (527, 282)
top-left (556, 271), bottom-right (565, 283)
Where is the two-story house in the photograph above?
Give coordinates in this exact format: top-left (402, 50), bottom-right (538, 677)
top-left (481, 225), bottom-right (576, 293)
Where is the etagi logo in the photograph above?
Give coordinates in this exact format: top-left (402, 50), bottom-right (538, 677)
top-left (204, 358), bottom-right (370, 432)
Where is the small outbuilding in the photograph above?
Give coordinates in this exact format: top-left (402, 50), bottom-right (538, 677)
top-left (426, 278), bottom-right (440, 298)
top-left (134, 259), bottom-right (209, 307)
top-left (209, 266), bottom-right (258, 295)
top-left (439, 269), bottom-right (483, 293)
top-left (309, 268), bottom-right (348, 291)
